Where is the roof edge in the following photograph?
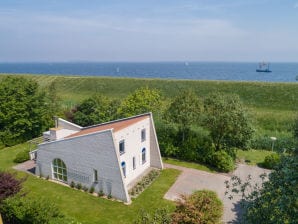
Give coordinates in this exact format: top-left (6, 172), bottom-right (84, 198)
top-left (58, 118), bottom-right (83, 129)
top-left (82, 112), bottom-right (151, 130)
top-left (38, 129), bottom-right (113, 146)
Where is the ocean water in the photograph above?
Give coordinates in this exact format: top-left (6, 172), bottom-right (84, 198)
top-left (0, 62), bottom-right (297, 82)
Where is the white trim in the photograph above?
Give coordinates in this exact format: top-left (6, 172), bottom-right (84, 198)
top-left (58, 118), bottom-right (83, 129)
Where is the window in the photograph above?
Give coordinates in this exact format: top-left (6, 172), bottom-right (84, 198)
top-left (121, 161), bottom-right (126, 178)
top-left (141, 129), bottom-right (146, 142)
top-left (142, 148), bottom-right (146, 164)
top-left (133, 157), bottom-right (136, 170)
top-left (52, 158), bottom-right (67, 182)
top-left (119, 140), bottom-right (125, 155)
top-left (93, 169), bottom-right (98, 182)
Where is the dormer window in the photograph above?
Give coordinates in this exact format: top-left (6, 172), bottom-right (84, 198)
top-left (141, 129), bottom-right (146, 142)
top-left (119, 140), bottom-right (125, 155)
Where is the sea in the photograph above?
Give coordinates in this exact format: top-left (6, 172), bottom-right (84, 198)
top-left (0, 62), bottom-right (298, 82)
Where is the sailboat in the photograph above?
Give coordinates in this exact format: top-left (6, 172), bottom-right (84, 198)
top-left (256, 62), bottom-right (272, 73)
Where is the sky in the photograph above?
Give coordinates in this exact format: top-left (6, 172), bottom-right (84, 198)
top-left (0, 0), bottom-right (298, 62)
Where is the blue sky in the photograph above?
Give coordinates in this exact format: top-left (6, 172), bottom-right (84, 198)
top-left (0, 0), bottom-right (298, 62)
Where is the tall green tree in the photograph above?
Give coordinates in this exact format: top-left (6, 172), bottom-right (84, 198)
top-left (0, 77), bottom-right (48, 146)
top-left (226, 150), bottom-right (298, 224)
top-left (71, 95), bottom-right (120, 126)
top-left (203, 93), bottom-right (254, 151)
top-left (117, 87), bottom-right (161, 117)
top-left (166, 89), bottom-right (201, 141)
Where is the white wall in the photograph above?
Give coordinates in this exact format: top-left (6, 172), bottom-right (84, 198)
top-left (113, 117), bottom-right (151, 186)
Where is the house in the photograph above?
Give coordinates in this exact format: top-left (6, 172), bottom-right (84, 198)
top-left (35, 113), bottom-right (163, 203)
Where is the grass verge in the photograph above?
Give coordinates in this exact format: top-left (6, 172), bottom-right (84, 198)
top-left (163, 157), bottom-right (216, 173)
top-left (236, 149), bottom-right (276, 165)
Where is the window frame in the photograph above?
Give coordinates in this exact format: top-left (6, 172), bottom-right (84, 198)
top-left (121, 161), bottom-right (126, 178)
top-left (142, 148), bottom-right (146, 164)
top-left (52, 158), bottom-right (67, 183)
top-left (119, 140), bottom-right (125, 155)
top-left (93, 169), bottom-right (98, 183)
top-left (133, 157), bottom-right (136, 170)
top-left (141, 129), bottom-right (146, 142)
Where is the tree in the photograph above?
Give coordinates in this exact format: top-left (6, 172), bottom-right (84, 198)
top-left (0, 77), bottom-right (48, 146)
top-left (225, 150), bottom-right (298, 224)
top-left (70, 95), bottom-right (120, 126)
top-left (45, 80), bottom-right (62, 118)
top-left (171, 190), bottom-right (223, 224)
top-left (117, 87), bottom-right (161, 117)
top-left (203, 93), bottom-right (254, 151)
top-left (166, 90), bottom-right (201, 142)
top-left (0, 171), bottom-right (25, 203)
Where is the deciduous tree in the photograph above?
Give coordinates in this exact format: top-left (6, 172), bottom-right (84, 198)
top-left (117, 87), bottom-right (161, 117)
top-left (225, 150), bottom-right (298, 224)
top-left (166, 90), bottom-right (201, 141)
top-left (70, 95), bottom-right (120, 126)
top-left (203, 93), bottom-right (254, 151)
top-left (0, 77), bottom-right (48, 146)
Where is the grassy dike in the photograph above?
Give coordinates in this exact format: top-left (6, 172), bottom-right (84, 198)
top-left (1, 73), bottom-right (297, 131)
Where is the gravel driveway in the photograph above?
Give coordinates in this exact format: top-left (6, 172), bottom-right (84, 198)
top-left (164, 163), bottom-right (270, 223)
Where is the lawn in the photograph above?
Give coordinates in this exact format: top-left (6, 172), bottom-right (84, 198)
top-left (236, 149), bottom-right (276, 165)
top-left (163, 157), bottom-right (216, 173)
top-left (0, 144), bottom-right (181, 224)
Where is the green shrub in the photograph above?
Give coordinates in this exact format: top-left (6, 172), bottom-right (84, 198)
top-left (70, 181), bottom-right (75, 188)
top-left (82, 186), bottom-right (88, 192)
top-left (76, 183), bottom-right (82, 190)
top-left (13, 149), bottom-right (30, 163)
top-left (98, 190), bottom-right (104, 197)
top-left (172, 190), bottom-right (223, 224)
top-left (0, 196), bottom-right (79, 224)
top-left (107, 194), bottom-right (112, 199)
top-left (89, 187), bottom-right (95, 194)
top-left (262, 153), bottom-right (280, 169)
top-left (209, 150), bottom-right (235, 172)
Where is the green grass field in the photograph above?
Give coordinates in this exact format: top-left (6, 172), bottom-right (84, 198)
top-left (0, 143), bottom-right (180, 223)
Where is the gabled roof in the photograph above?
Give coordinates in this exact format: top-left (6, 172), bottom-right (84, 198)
top-left (67, 113), bottom-right (150, 138)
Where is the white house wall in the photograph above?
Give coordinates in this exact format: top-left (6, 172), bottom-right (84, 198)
top-left (36, 130), bottom-right (129, 202)
top-left (113, 117), bottom-right (151, 186)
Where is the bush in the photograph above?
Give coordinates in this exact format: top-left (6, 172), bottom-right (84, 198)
top-left (76, 183), bottom-right (82, 190)
top-left (209, 150), bottom-right (235, 172)
top-left (172, 190), bottom-right (223, 224)
top-left (82, 186), bottom-right (88, 192)
top-left (0, 196), bottom-right (79, 224)
top-left (0, 171), bottom-right (25, 202)
top-left (89, 187), bottom-right (95, 194)
top-left (70, 181), bottom-right (75, 188)
top-left (98, 190), bottom-right (104, 197)
top-left (13, 149), bottom-right (30, 163)
top-left (262, 153), bottom-right (280, 169)
top-left (134, 208), bottom-right (172, 224)
top-left (107, 194), bottom-right (112, 199)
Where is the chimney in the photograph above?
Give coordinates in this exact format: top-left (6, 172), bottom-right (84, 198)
top-left (53, 116), bottom-right (58, 128)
